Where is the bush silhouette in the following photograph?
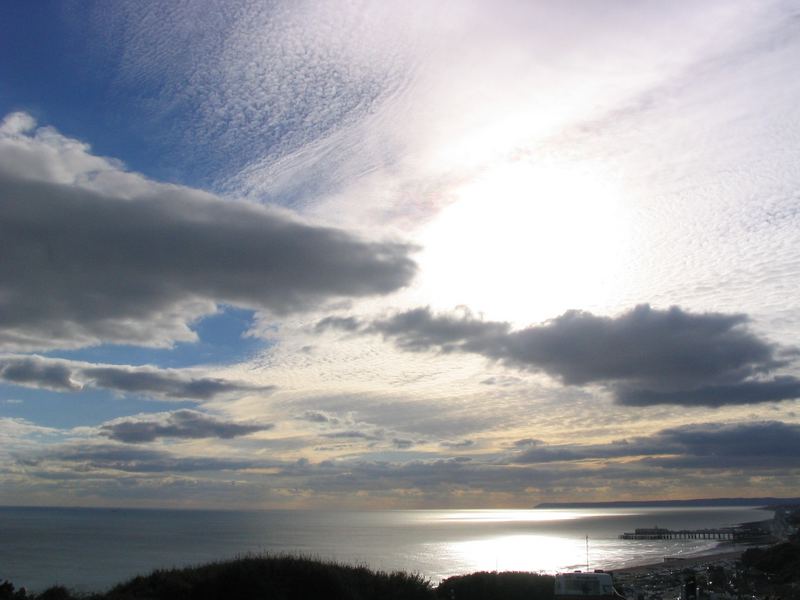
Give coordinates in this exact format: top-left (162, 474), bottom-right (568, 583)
top-left (102, 555), bottom-right (433, 600)
top-left (1, 558), bottom-right (560, 600)
top-left (436, 571), bottom-right (554, 600)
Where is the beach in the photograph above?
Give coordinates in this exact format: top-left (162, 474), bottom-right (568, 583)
top-left (614, 549), bottom-right (745, 575)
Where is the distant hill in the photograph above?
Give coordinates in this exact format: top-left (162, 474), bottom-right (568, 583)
top-left (535, 497), bottom-right (800, 509)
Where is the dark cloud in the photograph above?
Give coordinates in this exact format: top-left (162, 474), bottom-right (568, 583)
top-left (0, 356), bottom-right (78, 391)
top-left (617, 377), bottom-right (800, 407)
top-left (314, 316), bottom-right (363, 333)
top-left (371, 307), bottom-right (507, 353)
top-left (0, 356), bottom-right (270, 400)
top-left (644, 421), bottom-right (800, 469)
top-left (298, 410), bottom-right (338, 424)
top-left (329, 304), bottom-right (799, 407)
top-left (0, 167), bottom-right (416, 351)
top-left (99, 410), bottom-right (272, 443)
top-left (22, 443), bottom-right (261, 473)
top-left (81, 367), bottom-right (264, 400)
top-left (512, 421), bottom-right (800, 469)
top-left (492, 306), bottom-right (790, 390)
top-left (392, 438), bottom-right (414, 449)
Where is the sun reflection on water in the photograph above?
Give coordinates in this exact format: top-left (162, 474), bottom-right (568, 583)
top-left (448, 534), bottom-right (586, 574)
top-left (424, 509), bottom-right (612, 523)
top-left (402, 507), bottom-right (751, 580)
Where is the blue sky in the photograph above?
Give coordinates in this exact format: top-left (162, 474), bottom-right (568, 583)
top-left (46, 308), bottom-right (266, 369)
top-left (1, 0), bottom-right (800, 509)
top-left (1, 3), bottom-right (172, 181)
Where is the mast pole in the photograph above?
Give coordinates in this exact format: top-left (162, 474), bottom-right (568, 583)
top-left (586, 535), bottom-right (589, 572)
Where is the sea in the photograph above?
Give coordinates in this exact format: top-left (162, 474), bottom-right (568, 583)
top-left (0, 505), bottom-right (769, 592)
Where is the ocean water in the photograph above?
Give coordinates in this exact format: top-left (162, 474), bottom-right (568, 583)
top-left (0, 506), bottom-right (768, 592)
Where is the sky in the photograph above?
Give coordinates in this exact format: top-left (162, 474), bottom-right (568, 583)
top-left (1, 0), bottom-right (799, 509)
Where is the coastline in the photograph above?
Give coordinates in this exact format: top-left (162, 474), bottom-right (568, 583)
top-left (609, 512), bottom-right (776, 574)
top-left (606, 510), bottom-right (799, 598)
top-left (613, 548), bottom-right (744, 574)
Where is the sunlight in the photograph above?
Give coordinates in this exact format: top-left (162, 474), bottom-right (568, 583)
top-left (426, 509), bottom-right (605, 523)
top-left (414, 160), bottom-right (631, 325)
top-left (450, 534), bottom-right (586, 574)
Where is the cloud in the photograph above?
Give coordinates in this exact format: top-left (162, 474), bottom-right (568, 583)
top-left (290, 392), bottom-right (501, 438)
top-left (0, 356), bottom-right (78, 391)
top-left (324, 304), bottom-right (800, 406)
top-left (0, 114), bottom-right (416, 351)
top-left (372, 305), bottom-right (784, 385)
top-left (618, 377), bottom-right (800, 407)
top-left (269, 457), bottom-right (670, 498)
top-left (314, 316), bottom-right (363, 333)
top-left (0, 417), bottom-right (61, 459)
top-left (480, 376), bottom-right (522, 387)
top-left (643, 421), bottom-right (800, 469)
top-left (322, 430), bottom-right (383, 441)
top-left (512, 438), bottom-right (541, 449)
top-left (90, 1), bottom-right (780, 230)
top-left (20, 443), bottom-right (264, 474)
top-left (512, 421), bottom-right (800, 469)
top-left (298, 410), bottom-right (339, 424)
top-left (13, 419), bottom-right (799, 501)
top-left (99, 410), bottom-right (272, 443)
top-left (512, 438), bottom-right (663, 464)
top-left (81, 367), bottom-right (264, 400)
top-left (90, 1), bottom-right (432, 208)
top-left (0, 355), bottom-right (270, 401)
top-left (392, 438), bottom-right (414, 449)
top-left (440, 439), bottom-right (475, 449)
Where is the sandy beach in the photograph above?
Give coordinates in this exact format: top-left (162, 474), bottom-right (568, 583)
top-left (613, 549), bottom-right (744, 574)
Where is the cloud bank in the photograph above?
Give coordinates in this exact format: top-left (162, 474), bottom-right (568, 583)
top-left (12, 417), bottom-right (799, 504)
top-left (320, 304), bottom-right (800, 407)
top-left (0, 113), bottom-right (416, 351)
top-left (512, 421), bottom-right (800, 469)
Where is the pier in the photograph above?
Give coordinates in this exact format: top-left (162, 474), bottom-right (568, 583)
top-left (619, 527), bottom-right (739, 541)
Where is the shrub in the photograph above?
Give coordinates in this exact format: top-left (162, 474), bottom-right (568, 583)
top-left (103, 555), bottom-right (434, 600)
top-left (435, 571), bottom-right (554, 600)
top-left (741, 541), bottom-right (800, 583)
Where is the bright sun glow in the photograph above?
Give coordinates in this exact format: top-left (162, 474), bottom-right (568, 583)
top-left (449, 534), bottom-right (586, 574)
top-left (426, 509), bottom-right (606, 523)
top-left (414, 160), bottom-right (631, 325)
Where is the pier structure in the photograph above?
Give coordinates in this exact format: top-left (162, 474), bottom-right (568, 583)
top-left (619, 527), bottom-right (739, 541)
